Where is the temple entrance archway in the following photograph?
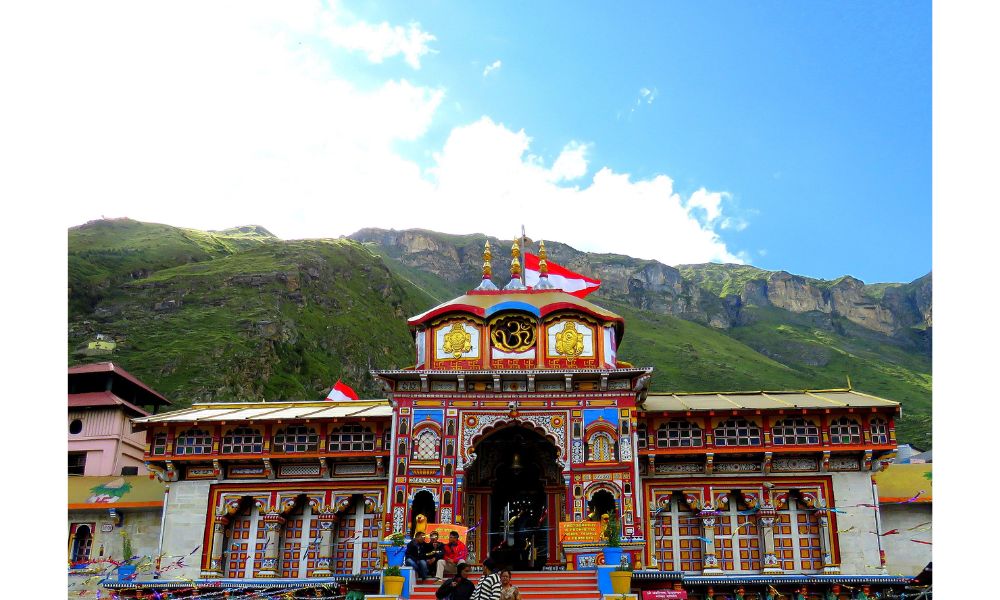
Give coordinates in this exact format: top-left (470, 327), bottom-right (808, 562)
top-left (464, 425), bottom-right (564, 570)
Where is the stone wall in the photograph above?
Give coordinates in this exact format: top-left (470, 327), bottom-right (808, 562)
top-left (879, 504), bottom-right (932, 577)
top-left (829, 472), bottom-right (882, 574)
top-left (67, 508), bottom-right (163, 599)
top-left (160, 480), bottom-right (213, 582)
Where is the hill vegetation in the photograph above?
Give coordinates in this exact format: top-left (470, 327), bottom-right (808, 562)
top-left (68, 219), bottom-right (931, 447)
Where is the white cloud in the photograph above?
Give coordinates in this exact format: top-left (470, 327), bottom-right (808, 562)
top-left (639, 87), bottom-right (658, 105)
top-left (549, 142), bottom-right (590, 182)
top-left (324, 20), bottom-right (436, 69)
top-left (31, 3), bottom-right (742, 266)
top-left (483, 60), bottom-right (502, 77)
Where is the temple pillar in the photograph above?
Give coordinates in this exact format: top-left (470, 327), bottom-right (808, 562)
top-left (202, 515), bottom-right (229, 578)
top-left (815, 504), bottom-right (840, 574)
top-left (256, 512), bottom-right (286, 578)
top-left (312, 512), bottom-right (338, 576)
top-left (698, 508), bottom-right (723, 575)
top-left (756, 504), bottom-right (782, 574)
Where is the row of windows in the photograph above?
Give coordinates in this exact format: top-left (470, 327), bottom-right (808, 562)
top-left (152, 425), bottom-right (385, 456)
top-left (637, 417), bottom-right (890, 449)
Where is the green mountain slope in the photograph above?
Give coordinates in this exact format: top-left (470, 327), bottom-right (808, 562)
top-left (68, 220), bottom-right (931, 447)
top-left (69, 224), bottom-right (432, 402)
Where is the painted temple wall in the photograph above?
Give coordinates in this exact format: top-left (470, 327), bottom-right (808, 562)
top-left (160, 480), bottom-right (213, 582)
top-left (829, 471), bottom-right (883, 574)
top-left (67, 508), bottom-right (162, 599)
top-left (879, 503), bottom-right (932, 577)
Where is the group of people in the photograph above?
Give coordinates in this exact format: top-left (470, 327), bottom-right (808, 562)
top-left (403, 530), bottom-right (520, 600)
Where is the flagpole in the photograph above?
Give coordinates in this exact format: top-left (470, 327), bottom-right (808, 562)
top-left (520, 224), bottom-right (527, 287)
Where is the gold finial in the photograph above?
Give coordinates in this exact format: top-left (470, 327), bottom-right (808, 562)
top-left (504, 238), bottom-right (526, 290)
top-left (483, 240), bottom-right (493, 279)
top-left (511, 239), bottom-right (522, 279)
top-left (475, 240), bottom-right (499, 291)
top-left (539, 240), bottom-right (549, 276)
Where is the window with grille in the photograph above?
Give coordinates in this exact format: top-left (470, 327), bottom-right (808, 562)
top-left (870, 418), bottom-right (889, 444)
top-left (636, 422), bottom-right (647, 450)
top-left (222, 427), bottom-right (263, 454)
top-left (771, 418), bottom-right (820, 445)
top-left (587, 431), bottom-right (616, 462)
top-left (657, 420), bottom-right (704, 448)
top-left (713, 418), bottom-right (761, 446)
top-left (774, 497), bottom-right (823, 573)
top-left (382, 428), bottom-right (391, 451)
top-left (69, 452), bottom-right (87, 475)
top-left (829, 417), bottom-right (862, 445)
top-left (652, 495), bottom-right (702, 573)
top-left (329, 424), bottom-right (375, 452)
top-left (151, 432), bottom-right (167, 456)
top-left (274, 425), bottom-right (318, 453)
top-left (412, 427), bottom-right (441, 461)
top-left (175, 428), bottom-right (213, 455)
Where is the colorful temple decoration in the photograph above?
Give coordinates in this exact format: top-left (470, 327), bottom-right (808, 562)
top-left (117, 239), bottom-right (912, 599)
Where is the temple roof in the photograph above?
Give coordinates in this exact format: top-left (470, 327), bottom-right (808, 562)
top-left (68, 390), bottom-right (151, 417)
top-left (69, 362), bottom-right (173, 406)
top-left (407, 289), bottom-right (624, 335)
top-left (641, 389), bottom-right (901, 412)
top-left (131, 399), bottom-right (391, 427)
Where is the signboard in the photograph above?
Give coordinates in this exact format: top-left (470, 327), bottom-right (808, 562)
top-left (427, 523), bottom-right (469, 539)
top-left (557, 521), bottom-right (603, 544)
top-left (642, 591), bottom-right (688, 600)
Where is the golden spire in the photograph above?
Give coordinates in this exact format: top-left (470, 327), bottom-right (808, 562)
top-left (504, 238), bottom-right (526, 290)
top-left (483, 240), bottom-right (493, 279)
top-left (533, 239), bottom-right (556, 289)
top-left (475, 239), bottom-right (499, 291)
top-left (511, 239), bottom-right (522, 279)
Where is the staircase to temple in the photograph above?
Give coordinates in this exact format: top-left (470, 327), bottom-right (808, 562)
top-left (409, 570), bottom-right (602, 600)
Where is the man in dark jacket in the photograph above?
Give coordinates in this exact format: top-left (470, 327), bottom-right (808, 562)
top-left (435, 562), bottom-right (474, 600)
top-left (405, 531), bottom-right (430, 582)
top-left (425, 531), bottom-right (447, 581)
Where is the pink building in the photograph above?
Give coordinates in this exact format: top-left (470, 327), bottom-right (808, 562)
top-left (68, 362), bottom-right (172, 477)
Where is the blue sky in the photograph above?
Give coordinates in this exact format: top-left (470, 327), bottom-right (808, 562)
top-left (51, 1), bottom-right (930, 283)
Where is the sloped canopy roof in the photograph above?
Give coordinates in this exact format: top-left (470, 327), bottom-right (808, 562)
top-left (68, 391), bottom-right (150, 417)
top-left (131, 399), bottom-right (392, 429)
top-left (641, 389), bottom-right (901, 412)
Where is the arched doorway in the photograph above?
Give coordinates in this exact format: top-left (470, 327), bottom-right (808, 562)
top-left (410, 490), bottom-right (437, 536)
top-left (464, 425), bottom-right (563, 570)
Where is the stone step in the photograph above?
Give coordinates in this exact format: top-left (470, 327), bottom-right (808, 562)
top-left (409, 571), bottom-right (600, 600)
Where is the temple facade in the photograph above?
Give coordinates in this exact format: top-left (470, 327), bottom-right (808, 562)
top-left (123, 242), bottom-right (912, 599)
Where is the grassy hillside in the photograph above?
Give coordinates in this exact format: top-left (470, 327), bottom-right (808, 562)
top-left (69, 230), bottom-right (431, 403)
top-left (68, 220), bottom-right (931, 446)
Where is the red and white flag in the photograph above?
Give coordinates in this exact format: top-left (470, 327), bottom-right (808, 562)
top-left (326, 379), bottom-right (359, 401)
top-left (524, 253), bottom-right (600, 298)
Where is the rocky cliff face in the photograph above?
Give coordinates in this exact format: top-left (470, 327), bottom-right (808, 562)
top-left (350, 228), bottom-right (931, 340)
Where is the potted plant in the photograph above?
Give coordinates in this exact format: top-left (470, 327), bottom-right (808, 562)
top-left (117, 531), bottom-right (137, 581)
top-left (601, 511), bottom-right (623, 568)
top-left (609, 555), bottom-right (633, 594)
top-left (383, 565), bottom-right (405, 596)
top-left (384, 531), bottom-right (407, 567)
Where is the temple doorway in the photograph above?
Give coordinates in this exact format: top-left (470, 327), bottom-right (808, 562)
top-left (464, 426), bottom-right (563, 570)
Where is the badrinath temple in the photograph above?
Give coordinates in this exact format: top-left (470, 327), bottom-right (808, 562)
top-left (74, 241), bottom-right (923, 599)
